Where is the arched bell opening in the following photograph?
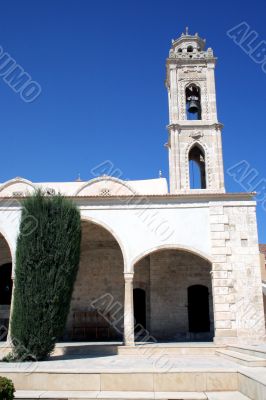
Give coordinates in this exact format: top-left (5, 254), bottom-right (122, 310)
top-left (66, 220), bottom-right (124, 342)
top-left (134, 249), bottom-right (214, 342)
top-left (0, 234), bottom-right (13, 341)
top-left (189, 145), bottom-right (207, 189)
top-left (186, 84), bottom-right (201, 120)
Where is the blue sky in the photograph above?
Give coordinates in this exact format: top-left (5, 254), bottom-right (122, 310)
top-left (0, 0), bottom-right (265, 241)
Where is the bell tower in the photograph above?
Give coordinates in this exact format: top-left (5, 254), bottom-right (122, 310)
top-left (166, 29), bottom-right (225, 193)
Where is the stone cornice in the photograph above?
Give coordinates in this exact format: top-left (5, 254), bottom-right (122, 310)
top-left (0, 192), bottom-right (256, 204)
top-left (166, 57), bottom-right (217, 66)
top-left (167, 122), bottom-right (224, 131)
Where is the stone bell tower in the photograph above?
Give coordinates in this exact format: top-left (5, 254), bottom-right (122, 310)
top-left (166, 29), bottom-right (225, 194)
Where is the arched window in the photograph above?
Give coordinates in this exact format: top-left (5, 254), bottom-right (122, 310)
top-left (187, 46), bottom-right (193, 52)
top-left (189, 145), bottom-right (206, 189)
top-left (187, 285), bottom-right (210, 333)
top-left (186, 84), bottom-right (201, 120)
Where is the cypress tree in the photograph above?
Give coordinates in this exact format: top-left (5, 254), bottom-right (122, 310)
top-left (10, 190), bottom-right (81, 360)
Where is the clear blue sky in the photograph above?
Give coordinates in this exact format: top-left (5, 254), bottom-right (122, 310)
top-left (0, 0), bottom-right (265, 242)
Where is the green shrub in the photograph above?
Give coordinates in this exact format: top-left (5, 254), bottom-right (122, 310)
top-left (0, 376), bottom-right (15, 400)
top-left (10, 190), bottom-right (81, 360)
top-left (1, 353), bottom-right (14, 362)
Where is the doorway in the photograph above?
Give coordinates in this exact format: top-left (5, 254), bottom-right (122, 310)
top-left (133, 288), bottom-right (146, 332)
top-left (188, 285), bottom-right (210, 332)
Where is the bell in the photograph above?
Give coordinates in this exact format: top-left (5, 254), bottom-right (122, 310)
top-left (188, 96), bottom-right (200, 114)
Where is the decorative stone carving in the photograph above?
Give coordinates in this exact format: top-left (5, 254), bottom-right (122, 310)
top-left (99, 188), bottom-right (111, 196)
top-left (189, 131), bottom-right (203, 140)
top-left (12, 191), bottom-right (24, 197)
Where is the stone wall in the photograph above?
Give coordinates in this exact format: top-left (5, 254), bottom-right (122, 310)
top-left (0, 234), bottom-right (12, 266)
top-left (210, 204), bottom-right (266, 344)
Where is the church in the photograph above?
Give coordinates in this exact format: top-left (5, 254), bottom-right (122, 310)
top-left (0, 30), bottom-right (265, 347)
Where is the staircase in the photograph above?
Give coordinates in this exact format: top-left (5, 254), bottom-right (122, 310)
top-left (216, 347), bottom-right (266, 367)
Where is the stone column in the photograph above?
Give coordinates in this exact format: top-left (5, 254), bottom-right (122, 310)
top-left (123, 273), bottom-right (135, 346)
top-left (6, 276), bottom-right (15, 344)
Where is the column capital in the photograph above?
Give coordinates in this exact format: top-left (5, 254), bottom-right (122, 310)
top-left (124, 273), bottom-right (134, 281)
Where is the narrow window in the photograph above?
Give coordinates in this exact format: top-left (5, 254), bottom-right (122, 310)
top-left (189, 145), bottom-right (206, 189)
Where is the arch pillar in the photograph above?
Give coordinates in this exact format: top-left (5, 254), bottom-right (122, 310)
top-left (123, 272), bottom-right (135, 346)
top-left (6, 276), bottom-right (15, 343)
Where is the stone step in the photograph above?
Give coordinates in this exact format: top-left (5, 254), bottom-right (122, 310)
top-left (205, 392), bottom-right (251, 399)
top-left (228, 345), bottom-right (266, 360)
top-left (14, 390), bottom-right (252, 400)
top-left (1, 343), bottom-right (224, 358)
top-left (0, 371), bottom-right (239, 392)
top-left (239, 369), bottom-right (266, 400)
top-left (216, 349), bottom-right (266, 367)
top-left (52, 344), bottom-right (119, 357)
top-left (118, 345), bottom-right (223, 356)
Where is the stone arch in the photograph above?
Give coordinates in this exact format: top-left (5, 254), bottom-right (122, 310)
top-left (132, 243), bottom-right (212, 269)
top-left (185, 82), bottom-right (202, 120)
top-left (66, 216), bottom-right (125, 341)
top-left (80, 215), bottom-right (127, 269)
top-left (188, 143), bottom-right (207, 189)
top-left (75, 176), bottom-right (136, 197)
top-left (0, 177), bottom-right (36, 197)
top-left (0, 226), bottom-right (15, 273)
top-left (185, 141), bottom-right (210, 189)
top-left (133, 245), bottom-right (214, 341)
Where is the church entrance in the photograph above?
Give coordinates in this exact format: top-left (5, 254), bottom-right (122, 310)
top-left (187, 285), bottom-right (210, 333)
top-left (133, 288), bottom-right (146, 333)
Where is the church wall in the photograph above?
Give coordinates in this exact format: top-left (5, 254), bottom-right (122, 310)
top-left (0, 197), bottom-right (264, 344)
top-left (80, 206), bottom-right (211, 272)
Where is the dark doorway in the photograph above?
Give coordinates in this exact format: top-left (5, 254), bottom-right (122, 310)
top-left (133, 288), bottom-right (146, 331)
top-left (0, 263), bottom-right (12, 305)
top-left (187, 285), bottom-right (210, 332)
top-left (0, 263), bottom-right (13, 341)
